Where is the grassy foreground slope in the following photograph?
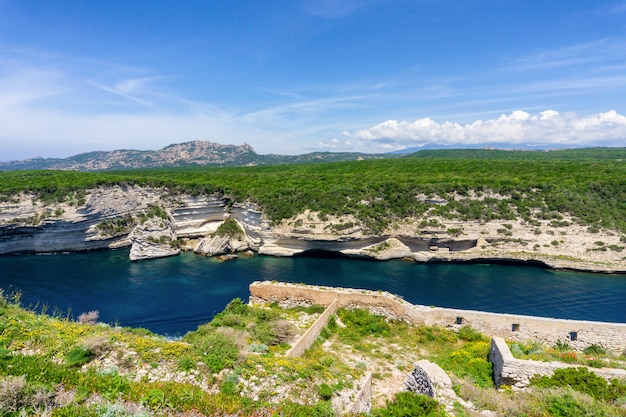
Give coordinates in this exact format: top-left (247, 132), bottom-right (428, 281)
top-left (1, 148), bottom-right (626, 234)
top-left (2, 290), bottom-right (626, 416)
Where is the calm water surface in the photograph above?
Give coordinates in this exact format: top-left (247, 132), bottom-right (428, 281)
top-left (1, 250), bottom-right (625, 336)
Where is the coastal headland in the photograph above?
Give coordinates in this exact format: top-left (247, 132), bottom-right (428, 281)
top-left (2, 148), bottom-right (626, 272)
top-left (1, 184), bottom-right (625, 273)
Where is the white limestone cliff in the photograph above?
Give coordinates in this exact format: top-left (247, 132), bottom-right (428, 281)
top-left (128, 217), bottom-right (180, 261)
top-left (193, 234), bottom-right (249, 257)
top-left (1, 186), bottom-right (625, 272)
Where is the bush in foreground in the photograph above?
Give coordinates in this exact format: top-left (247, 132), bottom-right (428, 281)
top-left (372, 391), bottom-right (446, 417)
top-left (530, 367), bottom-right (626, 402)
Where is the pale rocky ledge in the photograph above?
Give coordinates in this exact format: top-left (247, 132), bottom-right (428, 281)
top-left (0, 184), bottom-right (625, 273)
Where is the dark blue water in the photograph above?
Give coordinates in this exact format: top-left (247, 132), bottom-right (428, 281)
top-left (1, 250), bottom-right (625, 336)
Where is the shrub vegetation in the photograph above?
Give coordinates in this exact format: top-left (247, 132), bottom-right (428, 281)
top-left (2, 287), bottom-right (626, 416)
top-left (372, 391), bottom-right (447, 417)
top-left (2, 148), bottom-right (626, 233)
top-left (530, 367), bottom-right (626, 402)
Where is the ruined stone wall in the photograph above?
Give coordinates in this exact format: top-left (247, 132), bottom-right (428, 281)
top-left (349, 373), bottom-right (372, 414)
top-left (285, 300), bottom-right (338, 358)
top-left (490, 337), bottom-right (626, 389)
top-left (249, 281), bottom-right (626, 354)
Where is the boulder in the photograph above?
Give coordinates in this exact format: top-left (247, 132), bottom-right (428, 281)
top-left (411, 360), bottom-right (473, 413)
top-left (194, 234), bottom-right (249, 257)
top-left (365, 238), bottom-right (412, 260)
top-left (129, 217), bottom-right (180, 261)
top-left (404, 364), bottom-right (434, 397)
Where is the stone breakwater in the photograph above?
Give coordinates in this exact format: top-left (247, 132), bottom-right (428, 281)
top-left (1, 185), bottom-right (625, 272)
top-left (249, 281), bottom-right (626, 354)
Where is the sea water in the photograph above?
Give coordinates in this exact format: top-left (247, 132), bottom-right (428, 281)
top-left (1, 250), bottom-right (625, 336)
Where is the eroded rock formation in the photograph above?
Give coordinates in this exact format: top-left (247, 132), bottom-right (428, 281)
top-left (1, 185), bottom-right (625, 271)
top-left (129, 217), bottom-right (180, 261)
top-left (194, 233), bottom-right (249, 257)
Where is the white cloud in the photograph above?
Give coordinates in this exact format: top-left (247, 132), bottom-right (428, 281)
top-left (0, 62), bottom-right (67, 108)
top-left (114, 77), bottom-right (163, 94)
top-left (504, 39), bottom-right (626, 72)
top-left (339, 110), bottom-right (626, 150)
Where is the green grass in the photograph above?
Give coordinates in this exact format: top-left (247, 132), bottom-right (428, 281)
top-left (509, 340), bottom-right (626, 370)
top-left (211, 217), bottom-right (244, 238)
top-left (65, 346), bottom-right (94, 367)
top-left (531, 367), bottom-right (626, 402)
top-left (3, 288), bottom-right (626, 416)
top-left (0, 294), bottom-right (342, 415)
top-left (371, 391), bottom-right (447, 417)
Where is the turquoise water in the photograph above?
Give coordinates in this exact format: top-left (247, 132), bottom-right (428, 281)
top-left (1, 250), bottom-right (625, 336)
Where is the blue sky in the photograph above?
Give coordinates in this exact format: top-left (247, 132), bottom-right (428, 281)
top-left (1, 0), bottom-right (626, 161)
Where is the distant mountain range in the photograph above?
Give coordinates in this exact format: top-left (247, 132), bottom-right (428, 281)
top-left (0, 141), bottom-right (389, 171)
top-left (1, 140), bottom-right (592, 171)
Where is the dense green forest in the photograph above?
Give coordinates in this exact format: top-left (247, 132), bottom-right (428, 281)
top-left (1, 148), bottom-right (626, 233)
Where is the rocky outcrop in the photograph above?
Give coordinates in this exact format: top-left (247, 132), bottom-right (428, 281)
top-left (0, 140), bottom-right (383, 171)
top-left (193, 234), bottom-right (249, 257)
top-left (191, 215), bottom-right (255, 257)
top-left (1, 185), bottom-right (626, 272)
top-left (412, 360), bottom-right (473, 414)
top-left (404, 364), bottom-right (434, 397)
top-left (361, 238), bottom-right (413, 260)
top-left (0, 188), bottom-right (266, 261)
top-left (0, 186), bottom-right (163, 255)
top-left (170, 196), bottom-right (230, 238)
top-left (0, 141), bottom-right (257, 171)
top-left (129, 217), bottom-right (180, 261)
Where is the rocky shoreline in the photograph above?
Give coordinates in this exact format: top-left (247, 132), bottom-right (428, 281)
top-left (1, 185), bottom-right (625, 274)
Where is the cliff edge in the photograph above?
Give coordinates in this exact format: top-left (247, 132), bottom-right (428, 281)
top-left (0, 186), bottom-right (625, 272)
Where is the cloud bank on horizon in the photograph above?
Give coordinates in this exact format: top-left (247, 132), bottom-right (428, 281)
top-left (1, 1), bottom-right (626, 161)
top-left (334, 110), bottom-right (626, 151)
